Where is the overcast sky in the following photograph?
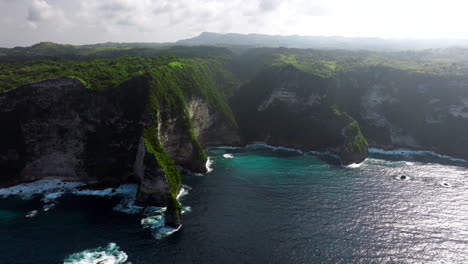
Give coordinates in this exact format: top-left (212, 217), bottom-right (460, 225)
top-left (1, 0), bottom-right (468, 47)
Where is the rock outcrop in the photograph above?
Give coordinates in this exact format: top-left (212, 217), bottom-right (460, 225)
top-left (231, 65), bottom-right (368, 164)
top-left (187, 96), bottom-right (242, 147)
top-left (0, 77), bottom-right (240, 227)
top-left (334, 66), bottom-right (468, 160)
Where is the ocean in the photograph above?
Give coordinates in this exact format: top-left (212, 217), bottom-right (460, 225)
top-left (1, 145), bottom-right (467, 264)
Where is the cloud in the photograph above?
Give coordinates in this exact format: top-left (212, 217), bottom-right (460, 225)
top-left (258, 0), bottom-right (281, 12)
top-left (1, 0), bottom-right (468, 47)
top-left (27, 0), bottom-right (68, 29)
top-left (27, 0), bottom-right (54, 22)
top-left (153, 1), bottom-right (178, 15)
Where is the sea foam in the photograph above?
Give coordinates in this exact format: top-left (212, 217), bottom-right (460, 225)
top-left (368, 148), bottom-right (468, 163)
top-left (343, 161), bottom-right (366, 169)
top-left (139, 187), bottom-right (191, 239)
top-left (223, 153), bottom-right (234, 159)
top-left (0, 179), bottom-right (190, 240)
top-left (0, 179), bottom-right (85, 199)
top-left (206, 157), bottom-right (214, 173)
top-left (63, 243), bottom-right (129, 264)
top-left (245, 144), bottom-right (303, 154)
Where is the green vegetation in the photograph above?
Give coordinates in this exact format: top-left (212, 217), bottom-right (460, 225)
top-left (331, 105), bottom-right (344, 117)
top-left (168, 61), bottom-right (184, 68)
top-left (143, 117), bottom-right (182, 223)
top-left (345, 121), bottom-right (368, 155)
top-left (271, 54), bottom-right (336, 78)
top-left (233, 47), bottom-right (468, 80)
top-left (143, 124), bottom-right (181, 196)
top-left (2, 42), bottom-right (466, 164)
top-left (0, 54), bottom-right (241, 193)
top-left (0, 56), bottom-right (237, 127)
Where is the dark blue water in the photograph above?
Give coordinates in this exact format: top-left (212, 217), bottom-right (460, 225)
top-left (1, 146), bottom-right (467, 264)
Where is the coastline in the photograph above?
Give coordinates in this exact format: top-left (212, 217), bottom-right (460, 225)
top-left (210, 143), bottom-right (468, 164)
top-left (368, 145), bottom-right (468, 163)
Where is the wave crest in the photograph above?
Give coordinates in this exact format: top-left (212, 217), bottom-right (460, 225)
top-left (63, 243), bottom-right (129, 264)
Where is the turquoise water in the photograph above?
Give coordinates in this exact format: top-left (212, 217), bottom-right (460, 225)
top-left (0, 146), bottom-right (467, 263)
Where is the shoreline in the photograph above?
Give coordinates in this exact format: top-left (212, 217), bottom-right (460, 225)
top-left (209, 143), bottom-right (468, 163)
top-left (367, 145), bottom-right (468, 163)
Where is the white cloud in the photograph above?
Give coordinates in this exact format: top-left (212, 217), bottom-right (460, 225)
top-left (26, 0), bottom-right (68, 29)
top-left (1, 0), bottom-right (468, 47)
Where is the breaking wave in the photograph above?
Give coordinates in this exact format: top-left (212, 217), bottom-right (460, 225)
top-left (369, 148), bottom-right (468, 164)
top-left (63, 243), bottom-right (129, 264)
top-left (223, 153), bottom-right (234, 159)
top-left (206, 157), bottom-right (214, 173)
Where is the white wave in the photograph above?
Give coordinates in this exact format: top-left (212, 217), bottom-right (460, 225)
top-left (72, 184), bottom-right (138, 198)
top-left (25, 210), bottom-right (38, 218)
top-left (208, 146), bottom-right (243, 150)
top-left (42, 203), bottom-right (56, 212)
top-left (143, 206), bottom-right (166, 216)
top-left (112, 197), bottom-right (143, 215)
top-left (343, 160), bottom-right (366, 169)
top-left (0, 180), bottom-right (141, 216)
top-left (182, 206), bottom-right (192, 214)
top-left (245, 144), bottom-right (303, 154)
top-left (153, 225), bottom-right (181, 240)
top-left (404, 162), bottom-right (415, 166)
top-left (63, 243), bottom-right (128, 264)
top-left (308, 150), bottom-right (339, 157)
top-left (0, 180), bottom-right (138, 200)
top-left (275, 146), bottom-right (303, 154)
top-left (139, 185), bottom-right (190, 239)
top-left (140, 210), bottom-right (182, 240)
top-left (206, 157), bottom-right (214, 173)
top-left (368, 148), bottom-right (468, 163)
top-left (141, 215), bottom-right (165, 230)
top-left (0, 179), bottom-right (85, 199)
top-left (1, 179), bottom-right (189, 241)
top-left (245, 143), bottom-right (274, 150)
top-left (223, 153), bottom-right (234, 159)
top-left (176, 186), bottom-right (190, 200)
top-left (41, 191), bottom-right (65, 203)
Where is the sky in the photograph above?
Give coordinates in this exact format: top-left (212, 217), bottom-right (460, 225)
top-left (1, 0), bottom-right (468, 47)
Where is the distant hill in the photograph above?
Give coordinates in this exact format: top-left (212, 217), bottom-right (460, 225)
top-left (177, 32), bottom-right (468, 51)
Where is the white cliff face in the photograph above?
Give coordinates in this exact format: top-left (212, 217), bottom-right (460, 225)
top-left (360, 84), bottom-right (393, 128)
top-left (258, 87), bottom-right (298, 111)
top-left (231, 67), bottom-right (369, 165)
top-left (360, 83), bottom-right (419, 147)
top-left (448, 97), bottom-right (468, 118)
top-left (187, 97), bottom-right (214, 135)
top-left (157, 112), bottom-right (195, 168)
top-left (346, 69), bottom-right (468, 160)
top-left (187, 96), bottom-right (241, 147)
top-left (257, 85), bottom-right (325, 112)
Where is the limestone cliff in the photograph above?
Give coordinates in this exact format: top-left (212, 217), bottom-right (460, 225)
top-left (231, 65), bottom-right (369, 164)
top-left (334, 66), bottom-right (468, 160)
top-left (0, 76), bottom-right (240, 227)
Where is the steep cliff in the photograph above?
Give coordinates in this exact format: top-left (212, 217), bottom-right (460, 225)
top-left (0, 65), bottom-right (240, 227)
top-left (333, 66), bottom-right (468, 160)
top-left (229, 48), bottom-right (467, 161)
top-left (231, 64), bottom-right (369, 164)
